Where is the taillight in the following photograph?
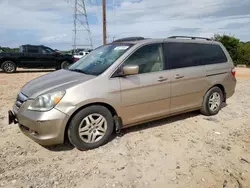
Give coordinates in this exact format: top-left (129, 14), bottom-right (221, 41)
top-left (74, 57), bottom-right (79, 62)
top-left (231, 68), bottom-right (236, 77)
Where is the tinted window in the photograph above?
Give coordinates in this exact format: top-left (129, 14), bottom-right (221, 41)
top-left (42, 47), bottom-right (55, 53)
top-left (164, 42), bottom-right (227, 69)
top-left (19, 46), bottom-right (23, 52)
top-left (199, 44), bottom-right (227, 65)
top-left (27, 46), bottom-right (39, 53)
top-left (123, 44), bottom-right (164, 74)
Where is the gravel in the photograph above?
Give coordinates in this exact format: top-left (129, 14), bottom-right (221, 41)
top-left (0, 68), bottom-right (250, 188)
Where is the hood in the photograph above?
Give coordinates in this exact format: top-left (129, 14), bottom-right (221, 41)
top-left (21, 69), bottom-right (95, 98)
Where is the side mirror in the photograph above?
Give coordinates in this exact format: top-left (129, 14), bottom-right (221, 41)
top-left (122, 65), bottom-right (139, 75)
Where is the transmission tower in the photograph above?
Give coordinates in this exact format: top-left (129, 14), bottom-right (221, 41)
top-left (66, 0), bottom-right (93, 53)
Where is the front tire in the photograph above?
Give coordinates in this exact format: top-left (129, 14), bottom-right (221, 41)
top-left (68, 105), bottom-right (114, 150)
top-left (200, 86), bottom-right (223, 116)
top-left (2, 61), bottom-right (17, 73)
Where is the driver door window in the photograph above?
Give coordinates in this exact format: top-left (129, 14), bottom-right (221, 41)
top-left (123, 43), bottom-right (164, 74)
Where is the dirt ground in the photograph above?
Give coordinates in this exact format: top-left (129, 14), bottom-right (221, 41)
top-left (0, 68), bottom-right (250, 188)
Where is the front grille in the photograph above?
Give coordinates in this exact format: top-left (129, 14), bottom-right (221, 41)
top-left (15, 92), bottom-right (28, 109)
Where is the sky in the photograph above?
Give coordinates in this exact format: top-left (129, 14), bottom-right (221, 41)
top-left (0, 0), bottom-right (250, 50)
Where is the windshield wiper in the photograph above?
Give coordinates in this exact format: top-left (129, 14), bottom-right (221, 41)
top-left (68, 69), bottom-right (88, 74)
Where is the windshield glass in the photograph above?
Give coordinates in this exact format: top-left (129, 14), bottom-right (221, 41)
top-left (68, 43), bottom-right (132, 75)
top-left (44, 47), bottom-right (55, 53)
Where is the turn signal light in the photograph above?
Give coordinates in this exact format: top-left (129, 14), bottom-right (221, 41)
top-left (231, 68), bottom-right (236, 77)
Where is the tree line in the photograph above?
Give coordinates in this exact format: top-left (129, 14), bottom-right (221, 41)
top-left (0, 47), bottom-right (19, 52)
top-left (214, 34), bottom-right (250, 67)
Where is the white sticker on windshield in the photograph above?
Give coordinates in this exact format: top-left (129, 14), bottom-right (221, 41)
top-left (114, 46), bottom-right (129, 50)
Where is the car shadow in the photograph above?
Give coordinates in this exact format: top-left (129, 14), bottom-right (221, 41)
top-left (221, 102), bottom-right (227, 108)
top-left (44, 141), bottom-right (74, 152)
top-left (119, 103), bottom-right (228, 137)
top-left (45, 111), bottom-right (200, 152)
top-left (43, 104), bottom-right (228, 152)
top-left (117, 110), bottom-right (201, 138)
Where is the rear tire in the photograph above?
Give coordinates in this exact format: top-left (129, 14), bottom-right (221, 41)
top-left (2, 61), bottom-right (16, 73)
top-left (61, 61), bottom-right (70, 69)
top-left (68, 105), bottom-right (114, 150)
top-left (200, 86), bottom-right (223, 116)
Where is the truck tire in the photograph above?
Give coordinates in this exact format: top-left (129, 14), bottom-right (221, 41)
top-left (61, 61), bottom-right (70, 69)
top-left (2, 61), bottom-right (17, 73)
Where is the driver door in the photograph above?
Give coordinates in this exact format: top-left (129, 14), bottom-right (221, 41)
top-left (119, 43), bottom-right (171, 126)
top-left (38, 47), bottom-right (58, 68)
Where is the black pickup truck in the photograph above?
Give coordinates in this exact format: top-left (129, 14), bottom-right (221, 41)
top-left (0, 45), bottom-right (74, 73)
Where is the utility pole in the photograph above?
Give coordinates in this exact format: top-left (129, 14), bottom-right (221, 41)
top-left (73, 0), bottom-right (77, 52)
top-left (102, 0), bottom-right (107, 45)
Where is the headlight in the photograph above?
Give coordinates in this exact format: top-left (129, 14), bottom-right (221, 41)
top-left (28, 91), bottom-right (65, 111)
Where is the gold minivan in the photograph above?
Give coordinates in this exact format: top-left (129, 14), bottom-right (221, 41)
top-left (9, 36), bottom-right (237, 150)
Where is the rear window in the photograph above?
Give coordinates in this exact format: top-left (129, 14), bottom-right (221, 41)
top-left (164, 42), bottom-right (228, 69)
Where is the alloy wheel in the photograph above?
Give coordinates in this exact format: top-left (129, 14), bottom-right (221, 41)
top-left (78, 113), bottom-right (108, 143)
top-left (3, 62), bottom-right (15, 72)
top-left (208, 92), bottom-right (221, 112)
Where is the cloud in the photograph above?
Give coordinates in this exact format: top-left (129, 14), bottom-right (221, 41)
top-left (0, 0), bottom-right (250, 50)
top-left (41, 34), bottom-right (67, 43)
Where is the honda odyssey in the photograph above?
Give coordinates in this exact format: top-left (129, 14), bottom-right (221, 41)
top-left (8, 36), bottom-right (237, 150)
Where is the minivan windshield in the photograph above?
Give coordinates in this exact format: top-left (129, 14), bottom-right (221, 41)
top-left (68, 43), bottom-right (132, 75)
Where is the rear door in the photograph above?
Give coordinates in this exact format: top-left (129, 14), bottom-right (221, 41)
top-left (119, 43), bottom-right (171, 126)
top-left (163, 41), bottom-right (207, 114)
top-left (20, 46), bottom-right (40, 68)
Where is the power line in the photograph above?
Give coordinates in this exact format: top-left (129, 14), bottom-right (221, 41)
top-left (65, 0), bottom-right (93, 51)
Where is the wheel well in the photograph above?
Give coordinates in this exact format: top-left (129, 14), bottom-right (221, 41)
top-left (212, 84), bottom-right (226, 102)
top-left (63, 102), bottom-right (118, 143)
top-left (62, 59), bottom-right (72, 63)
top-left (60, 60), bottom-right (72, 68)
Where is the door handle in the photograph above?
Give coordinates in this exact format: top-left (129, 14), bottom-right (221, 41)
top-left (175, 74), bottom-right (184, 79)
top-left (157, 76), bottom-right (168, 82)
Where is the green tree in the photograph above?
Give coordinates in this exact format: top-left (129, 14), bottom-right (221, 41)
top-left (214, 34), bottom-right (241, 64)
top-left (237, 42), bottom-right (250, 66)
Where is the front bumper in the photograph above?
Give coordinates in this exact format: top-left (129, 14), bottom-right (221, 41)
top-left (9, 100), bottom-right (69, 146)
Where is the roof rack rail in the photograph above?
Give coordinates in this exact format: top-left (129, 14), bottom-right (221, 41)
top-left (113, 37), bottom-right (145, 42)
top-left (168, 36), bottom-right (212, 41)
